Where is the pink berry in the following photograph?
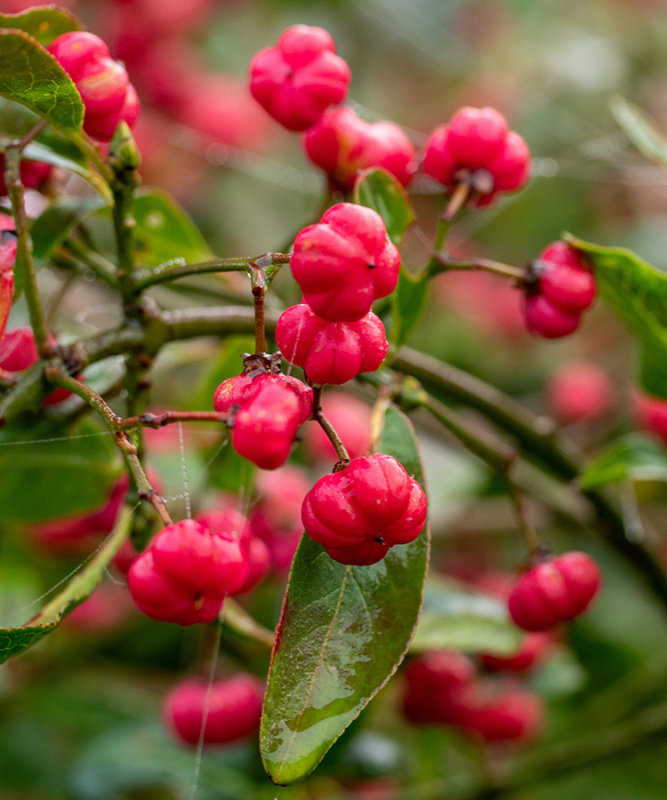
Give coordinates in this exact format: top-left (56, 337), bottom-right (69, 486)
top-left (249, 25), bottom-right (351, 132)
top-left (48, 32), bottom-right (111, 80)
top-left (304, 392), bottom-right (372, 462)
top-left (76, 57), bottom-right (129, 117)
top-left (423, 106), bottom-right (530, 206)
top-left (634, 391), bottom-right (667, 444)
top-left (214, 372), bottom-right (313, 470)
top-left (535, 242), bottom-right (596, 314)
top-left (291, 203), bottom-right (400, 322)
top-left (304, 106), bottom-right (416, 191)
top-left (0, 156), bottom-right (52, 197)
top-left (83, 83), bottom-right (140, 142)
top-left (163, 674), bottom-right (264, 746)
top-left (0, 327), bottom-right (74, 405)
top-left (508, 552), bottom-right (602, 632)
top-left (302, 453), bottom-right (427, 565)
top-left (402, 650), bottom-right (476, 725)
top-left (546, 361), bottom-right (613, 424)
top-left (128, 519), bottom-right (249, 625)
top-left (276, 303), bottom-right (388, 386)
top-left (523, 295), bottom-right (581, 339)
top-left (0, 219), bottom-right (16, 342)
top-left (461, 685), bottom-right (544, 743)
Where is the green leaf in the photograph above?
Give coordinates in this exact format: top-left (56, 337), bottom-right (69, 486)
top-left (130, 189), bottom-right (214, 268)
top-left (390, 265), bottom-right (428, 347)
top-left (579, 434), bottom-right (667, 490)
top-left (567, 235), bottom-right (667, 398)
top-left (24, 136), bottom-right (113, 201)
top-left (610, 96), bottom-right (667, 167)
top-left (410, 577), bottom-right (522, 655)
top-left (354, 168), bottom-right (415, 245)
top-left (260, 404), bottom-right (429, 785)
top-left (0, 507), bottom-right (132, 665)
top-left (0, 419), bottom-right (120, 523)
top-left (0, 30), bottom-right (83, 134)
top-left (0, 8), bottom-right (82, 46)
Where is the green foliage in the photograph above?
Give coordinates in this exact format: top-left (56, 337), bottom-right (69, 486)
top-left (579, 434), bottom-right (667, 489)
top-left (0, 7), bottom-right (82, 46)
top-left (391, 265), bottom-right (428, 347)
top-left (260, 405), bottom-right (429, 784)
top-left (30, 197), bottom-right (106, 264)
top-left (0, 29), bottom-right (83, 134)
top-left (0, 419), bottom-right (119, 524)
top-left (568, 236), bottom-right (667, 398)
top-left (354, 168), bottom-right (414, 245)
top-left (611, 96), bottom-right (667, 168)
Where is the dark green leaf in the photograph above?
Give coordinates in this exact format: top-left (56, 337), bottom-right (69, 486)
top-left (567, 236), bottom-right (667, 398)
top-left (611, 96), bottom-right (667, 167)
top-left (579, 434), bottom-right (667, 490)
top-left (260, 404), bottom-right (429, 784)
top-left (390, 265), bottom-right (428, 347)
top-left (0, 7), bottom-right (81, 46)
top-left (0, 419), bottom-right (120, 523)
top-left (354, 168), bottom-right (414, 245)
top-left (410, 577), bottom-right (522, 654)
top-left (130, 189), bottom-right (214, 268)
top-left (23, 136), bottom-right (113, 200)
top-left (0, 30), bottom-right (83, 134)
top-left (0, 507), bottom-right (132, 664)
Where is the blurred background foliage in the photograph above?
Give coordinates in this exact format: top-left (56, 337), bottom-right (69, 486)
top-left (1, 0), bottom-right (667, 798)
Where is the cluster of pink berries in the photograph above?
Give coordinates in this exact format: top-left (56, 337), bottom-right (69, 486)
top-left (249, 26), bottom-right (529, 205)
top-left (48, 31), bottom-right (139, 141)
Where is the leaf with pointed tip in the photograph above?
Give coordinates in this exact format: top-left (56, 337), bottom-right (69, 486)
top-left (260, 405), bottom-right (429, 785)
top-left (0, 507), bottom-right (132, 664)
top-left (410, 577), bottom-right (522, 654)
top-left (567, 235), bottom-right (667, 399)
top-left (354, 168), bottom-right (414, 245)
top-left (0, 30), bottom-right (83, 134)
top-left (0, 7), bottom-right (82, 46)
top-left (610, 96), bottom-right (667, 167)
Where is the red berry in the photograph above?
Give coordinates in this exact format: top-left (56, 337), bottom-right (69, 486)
top-left (249, 25), bottom-right (351, 132)
top-left (163, 674), bottom-right (264, 746)
top-left (546, 361), bottom-right (613, 424)
top-left (128, 519), bottom-right (249, 625)
top-left (0, 219), bottom-right (16, 342)
top-left (460, 685), bottom-right (544, 743)
top-left (214, 372), bottom-right (313, 470)
top-left (304, 392), bottom-right (372, 462)
top-left (83, 83), bottom-right (140, 142)
top-left (303, 106), bottom-right (416, 191)
top-left (0, 327), bottom-right (74, 405)
top-left (423, 106), bottom-right (530, 206)
top-left (535, 242), bottom-right (596, 314)
top-left (302, 453), bottom-right (427, 565)
top-left (76, 57), bottom-right (129, 117)
top-left (291, 203), bottom-right (400, 322)
top-left (0, 156), bottom-right (52, 197)
top-left (480, 631), bottom-right (554, 673)
top-left (276, 303), bottom-right (388, 385)
top-left (402, 650), bottom-right (476, 725)
top-left (523, 295), bottom-right (580, 339)
top-left (48, 32), bottom-right (111, 80)
top-left (508, 551), bottom-right (602, 631)
top-left (634, 391), bottom-right (667, 444)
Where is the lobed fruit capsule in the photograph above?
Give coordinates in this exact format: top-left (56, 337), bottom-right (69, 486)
top-left (290, 203), bottom-right (400, 322)
top-left (163, 673), bottom-right (264, 746)
top-left (302, 453), bottom-right (427, 565)
top-left (276, 303), bottom-right (388, 386)
top-left (127, 519), bottom-right (249, 625)
top-left (523, 242), bottom-right (596, 339)
top-left (508, 551), bottom-right (602, 631)
top-left (423, 106), bottom-right (530, 207)
top-left (460, 685), bottom-right (545, 743)
top-left (48, 31), bottom-right (140, 141)
top-left (249, 25), bottom-right (351, 131)
top-left (304, 106), bottom-right (416, 191)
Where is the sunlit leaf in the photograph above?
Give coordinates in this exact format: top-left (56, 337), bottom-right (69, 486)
top-left (354, 168), bottom-right (414, 245)
top-left (0, 7), bottom-right (81, 46)
top-left (579, 434), bottom-right (667, 490)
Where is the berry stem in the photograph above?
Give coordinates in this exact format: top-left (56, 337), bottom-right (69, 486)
top-left (442, 179), bottom-right (472, 222)
top-left (311, 385), bottom-right (350, 468)
top-left (4, 144), bottom-right (51, 357)
top-left (61, 237), bottom-right (119, 288)
top-left (117, 409), bottom-right (232, 430)
top-left (223, 598), bottom-right (275, 649)
top-left (250, 259), bottom-right (268, 353)
top-left (509, 488), bottom-right (543, 556)
top-left (427, 252), bottom-right (526, 281)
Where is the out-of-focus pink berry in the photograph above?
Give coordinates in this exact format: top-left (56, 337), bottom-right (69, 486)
top-left (546, 361), bottom-right (613, 424)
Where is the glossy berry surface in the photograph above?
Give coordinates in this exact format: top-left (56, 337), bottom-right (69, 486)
top-left (423, 106), bottom-right (530, 206)
top-left (291, 203), bottom-right (400, 322)
top-left (301, 454), bottom-right (427, 565)
top-left (304, 106), bottom-right (416, 191)
top-left (48, 31), bottom-right (139, 141)
top-left (276, 303), bottom-right (388, 385)
top-left (546, 361), bottom-right (613, 424)
top-left (249, 25), bottom-right (350, 131)
top-left (213, 372), bottom-right (313, 470)
top-left (163, 674), bottom-right (264, 746)
top-left (508, 551), bottom-right (602, 631)
top-left (127, 519), bottom-right (249, 625)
